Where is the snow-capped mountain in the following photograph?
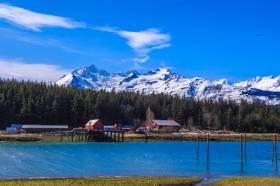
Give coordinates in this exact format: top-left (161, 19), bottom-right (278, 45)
top-left (56, 65), bottom-right (280, 105)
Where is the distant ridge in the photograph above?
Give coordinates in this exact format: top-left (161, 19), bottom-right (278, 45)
top-left (56, 64), bottom-right (280, 105)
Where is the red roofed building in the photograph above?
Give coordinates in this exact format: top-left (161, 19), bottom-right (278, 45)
top-left (148, 120), bottom-right (181, 133)
top-left (85, 119), bottom-right (104, 130)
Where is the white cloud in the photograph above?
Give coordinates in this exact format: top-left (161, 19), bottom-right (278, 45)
top-left (0, 3), bottom-right (85, 31)
top-left (0, 27), bottom-right (83, 54)
top-left (132, 56), bottom-right (150, 63)
top-left (96, 27), bottom-right (171, 64)
top-left (0, 59), bottom-right (70, 82)
top-left (16, 35), bottom-right (83, 54)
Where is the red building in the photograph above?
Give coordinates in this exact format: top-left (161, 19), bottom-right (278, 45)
top-left (148, 120), bottom-right (181, 133)
top-left (85, 119), bottom-right (104, 130)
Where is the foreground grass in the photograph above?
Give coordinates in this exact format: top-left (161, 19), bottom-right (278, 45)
top-left (206, 177), bottom-right (280, 186)
top-left (0, 177), bottom-right (202, 186)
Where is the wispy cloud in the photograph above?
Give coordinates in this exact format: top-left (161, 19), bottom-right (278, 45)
top-left (0, 27), bottom-right (83, 54)
top-left (96, 27), bottom-right (171, 64)
top-left (0, 3), bottom-right (85, 31)
top-left (16, 35), bottom-right (83, 54)
top-left (0, 58), bottom-right (70, 82)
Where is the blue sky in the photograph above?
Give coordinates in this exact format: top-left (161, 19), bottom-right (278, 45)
top-left (0, 0), bottom-right (279, 82)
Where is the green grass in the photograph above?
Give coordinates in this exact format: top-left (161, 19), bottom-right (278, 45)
top-left (205, 177), bottom-right (280, 186)
top-left (0, 135), bottom-right (41, 142)
top-left (0, 177), bottom-right (202, 186)
top-left (39, 135), bottom-right (63, 142)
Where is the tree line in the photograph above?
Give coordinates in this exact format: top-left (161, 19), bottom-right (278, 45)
top-left (0, 79), bottom-right (280, 132)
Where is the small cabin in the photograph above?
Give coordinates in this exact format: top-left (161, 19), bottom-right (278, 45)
top-left (149, 120), bottom-right (181, 133)
top-left (85, 119), bottom-right (104, 130)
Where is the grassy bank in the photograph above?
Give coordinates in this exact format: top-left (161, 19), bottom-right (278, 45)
top-left (36, 133), bottom-right (279, 143)
top-left (0, 135), bottom-right (41, 142)
top-left (0, 177), bottom-right (202, 186)
top-left (205, 177), bottom-right (280, 186)
top-left (0, 133), bottom-right (277, 142)
top-left (125, 133), bottom-right (276, 142)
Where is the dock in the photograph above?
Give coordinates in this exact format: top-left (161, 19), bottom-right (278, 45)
top-left (60, 129), bottom-right (125, 142)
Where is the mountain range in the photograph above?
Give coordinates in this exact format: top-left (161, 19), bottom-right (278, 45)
top-left (56, 65), bottom-right (280, 105)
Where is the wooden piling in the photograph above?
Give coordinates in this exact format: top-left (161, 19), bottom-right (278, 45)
top-left (85, 131), bottom-right (88, 142)
top-left (244, 133), bottom-right (247, 161)
top-left (122, 131), bottom-right (124, 142)
top-left (196, 133), bottom-right (199, 160)
top-left (115, 132), bottom-right (118, 142)
top-left (145, 133), bottom-right (148, 142)
top-left (273, 135), bottom-right (276, 162)
top-left (206, 133), bottom-right (210, 171)
top-left (60, 131), bottom-right (63, 142)
top-left (113, 132), bottom-right (116, 141)
top-left (275, 134), bottom-right (278, 171)
top-left (240, 133), bottom-right (243, 173)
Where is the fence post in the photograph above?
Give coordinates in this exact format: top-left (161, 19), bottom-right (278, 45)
top-left (206, 133), bottom-right (210, 171)
top-left (240, 133), bottom-right (243, 173)
top-left (196, 133), bottom-right (199, 160)
top-left (244, 133), bottom-right (247, 161)
top-left (275, 134), bottom-right (278, 171)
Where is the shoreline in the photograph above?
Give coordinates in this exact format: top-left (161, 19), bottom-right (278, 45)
top-left (125, 133), bottom-right (278, 142)
top-left (0, 133), bottom-right (278, 142)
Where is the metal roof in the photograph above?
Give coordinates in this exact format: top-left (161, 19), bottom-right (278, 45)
top-left (86, 119), bottom-right (100, 125)
top-left (21, 125), bottom-right (68, 129)
top-left (153, 120), bottom-right (181, 126)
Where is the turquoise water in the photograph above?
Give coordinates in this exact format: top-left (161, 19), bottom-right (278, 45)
top-left (0, 142), bottom-right (279, 179)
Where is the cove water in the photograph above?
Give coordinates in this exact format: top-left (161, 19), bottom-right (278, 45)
top-left (0, 142), bottom-right (278, 179)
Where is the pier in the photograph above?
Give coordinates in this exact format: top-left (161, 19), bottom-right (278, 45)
top-left (60, 129), bottom-right (125, 142)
